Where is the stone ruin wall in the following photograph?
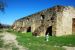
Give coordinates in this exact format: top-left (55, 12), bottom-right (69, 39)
top-left (56, 6), bottom-right (75, 36)
top-left (13, 5), bottom-right (75, 36)
top-left (12, 7), bottom-right (56, 36)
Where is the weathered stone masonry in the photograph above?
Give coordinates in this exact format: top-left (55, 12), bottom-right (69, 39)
top-left (12, 5), bottom-right (75, 36)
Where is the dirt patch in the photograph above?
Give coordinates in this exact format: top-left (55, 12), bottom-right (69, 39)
top-left (0, 32), bottom-right (28, 50)
top-left (62, 46), bottom-right (75, 50)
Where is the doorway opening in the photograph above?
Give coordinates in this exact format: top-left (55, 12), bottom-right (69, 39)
top-left (72, 18), bottom-right (75, 35)
top-left (41, 14), bottom-right (45, 20)
top-left (45, 26), bottom-right (52, 36)
top-left (27, 27), bottom-right (31, 32)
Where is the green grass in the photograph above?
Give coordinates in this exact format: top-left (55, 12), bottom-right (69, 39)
top-left (7, 29), bottom-right (75, 50)
top-left (12, 47), bottom-right (19, 50)
top-left (0, 30), bottom-right (3, 33)
top-left (0, 35), bottom-right (4, 48)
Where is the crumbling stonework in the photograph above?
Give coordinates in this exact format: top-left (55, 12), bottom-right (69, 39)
top-left (12, 5), bottom-right (75, 36)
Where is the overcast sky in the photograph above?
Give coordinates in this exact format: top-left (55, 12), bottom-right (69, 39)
top-left (0, 0), bottom-right (75, 25)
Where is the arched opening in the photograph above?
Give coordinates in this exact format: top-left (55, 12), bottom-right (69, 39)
top-left (41, 15), bottom-right (45, 20)
top-left (27, 27), bottom-right (31, 32)
top-left (45, 26), bottom-right (52, 36)
top-left (72, 18), bottom-right (75, 35)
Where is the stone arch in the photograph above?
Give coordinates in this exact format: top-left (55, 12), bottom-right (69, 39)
top-left (27, 27), bottom-right (31, 32)
top-left (45, 26), bottom-right (52, 36)
top-left (41, 14), bottom-right (45, 20)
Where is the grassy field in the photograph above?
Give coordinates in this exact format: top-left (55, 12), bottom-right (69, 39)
top-left (0, 29), bottom-right (3, 33)
top-left (6, 30), bottom-right (75, 50)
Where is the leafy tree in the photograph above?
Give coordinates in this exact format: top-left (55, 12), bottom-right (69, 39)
top-left (0, 0), bottom-right (6, 28)
top-left (0, 0), bottom-right (6, 12)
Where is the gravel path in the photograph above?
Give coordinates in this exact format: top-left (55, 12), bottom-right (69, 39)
top-left (63, 46), bottom-right (75, 50)
top-left (0, 32), bottom-right (28, 50)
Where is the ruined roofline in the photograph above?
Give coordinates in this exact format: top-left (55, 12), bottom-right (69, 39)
top-left (15, 5), bottom-right (75, 22)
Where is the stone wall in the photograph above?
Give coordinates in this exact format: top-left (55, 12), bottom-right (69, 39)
top-left (56, 6), bottom-right (75, 36)
top-left (13, 5), bottom-right (75, 36)
top-left (12, 6), bottom-right (56, 36)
